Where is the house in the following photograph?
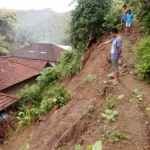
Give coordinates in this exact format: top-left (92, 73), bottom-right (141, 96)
top-left (8, 43), bottom-right (65, 66)
top-left (0, 43), bottom-right (65, 94)
top-left (0, 93), bottom-right (19, 112)
top-left (0, 57), bottom-right (50, 94)
top-left (0, 93), bottom-right (19, 143)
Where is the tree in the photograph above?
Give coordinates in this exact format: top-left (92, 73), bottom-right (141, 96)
top-left (69, 0), bottom-right (112, 50)
top-left (0, 9), bottom-right (17, 55)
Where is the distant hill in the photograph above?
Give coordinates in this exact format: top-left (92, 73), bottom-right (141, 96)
top-left (15, 8), bottom-right (71, 46)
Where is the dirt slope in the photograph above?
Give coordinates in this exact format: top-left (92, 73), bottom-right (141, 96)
top-left (1, 22), bottom-right (150, 150)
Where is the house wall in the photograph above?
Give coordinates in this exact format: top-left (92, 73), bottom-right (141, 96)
top-left (1, 76), bottom-right (38, 95)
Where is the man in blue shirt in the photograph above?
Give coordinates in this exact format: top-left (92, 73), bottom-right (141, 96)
top-left (98, 27), bottom-right (122, 84)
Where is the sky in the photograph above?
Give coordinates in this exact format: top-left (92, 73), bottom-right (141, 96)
top-left (0, 0), bottom-right (76, 13)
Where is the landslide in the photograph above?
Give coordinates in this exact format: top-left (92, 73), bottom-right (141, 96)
top-left (1, 22), bottom-right (150, 150)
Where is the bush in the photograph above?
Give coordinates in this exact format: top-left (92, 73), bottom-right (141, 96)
top-left (37, 67), bottom-right (60, 88)
top-left (57, 50), bottom-right (83, 78)
top-left (137, 36), bottom-right (150, 79)
top-left (70, 0), bottom-right (112, 50)
top-left (41, 86), bottom-right (71, 113)
top-left (102, 0), bottom-right (124, 31)
top-left (137, 3), bottom-right (150, 34)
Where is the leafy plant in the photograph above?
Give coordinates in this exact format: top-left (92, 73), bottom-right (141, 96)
top-left (133, 89), bottom-right (145, 101)
top-left (86, 145), bottom-right (93, 150)
top-left (101, 109), bottom-right (118, 121)
top-left (107, 72), bottom-right (114, 79)
top-left (118, 95), bottom-right (125, 100)
top-left (75, 144), bottom-right (83, 150)
top-left (103, 94), bottom-right (118, 109)
top-left (92, 141), bottom-right (102, 150)
top-left (41, 86), bottom-right (71, 113)
top-left (57, 50), bottom-right (83, 78)
top-left (84, 74), bottom-right (96, 83)
top-left (136, 37), bottom-right (150, 79)
top-left (88, 105), bottom-right (94, 112)
top-left (87, 113), bottom-right (92, 119)
top-left (107, 131), bottom-right (126, 143)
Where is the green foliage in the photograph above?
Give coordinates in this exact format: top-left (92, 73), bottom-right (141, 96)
top-left (133, 89), bottom-right (145, 101)
top-left (137, 3), bottom-right (150, 34)
top-left (84, 74), bottom-right (96, 83)
top-left (16, 84), bottom-right (42, 108)
top-left (118, 94), bottom-right (125, 100)
top-left (136, 37), bottom-right (150, 79)
top-left (88, 105), bottom-right (94, 112)
top-left (0, 9), bottom-right (18, 55)
top-left (102, 0), bottom-right (124, 31)
top-left (107, 131), bottom-right (126, 143)
top-left (37, 67), bottom-right (60, 88)
top-left (70, 0), bottom-right (112, 50)
top-left (75, 144), bottom-right (83, 150)
top-left (101, 109), bottom-right (118, 121)
top-left (17, 106), bottom-right (40, 127)
top-left (16, 9), bottom-right (71, 45)
top-left (92, 141), bottom-right (102, 150)
top-left (103, 94), bottom-right (118, 109)
top-left (86, 145), bottom-right (93, 150)
top-left (87, 113), bottom-right (92, 119)
top-left (57, 50), bottom-right (83, 78)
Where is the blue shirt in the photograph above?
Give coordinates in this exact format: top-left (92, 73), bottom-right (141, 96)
top-left (111, 36), bottom-right (122, 60)
top-left (121, 14), bottom-right (127, 22)
top-left (126, 13), bottom-right (134, 23)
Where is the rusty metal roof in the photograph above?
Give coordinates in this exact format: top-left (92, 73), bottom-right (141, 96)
top-left (0, 93), bottom-right (19, 111)
top-left (9, 43), bottom-right (65, 61)
top-left (0, 57), bottom-right (48, 91)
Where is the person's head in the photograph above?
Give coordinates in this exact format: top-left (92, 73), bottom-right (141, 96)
top-left (123, 4), bottom-right (127, 9)
top-left (128, 9), bottom-right (131, 14)
top-left (110, 27), bottom-right (118, 37)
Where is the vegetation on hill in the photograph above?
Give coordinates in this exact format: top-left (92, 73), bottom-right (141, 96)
top-left (136, 0), bottom-right (150, 79)
top-left (0, 8), bottom-right (71, 56)
top-left (16, 9), bottom-right (71, 46)
top-left (0, 9), bottom-right (19, 55)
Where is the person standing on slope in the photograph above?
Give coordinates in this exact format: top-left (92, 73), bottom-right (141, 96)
top-left (125, 9), bottom-right (134, 36)
top-left (121, 4), bottom-right (128, 32)
top-left (98, 27), bottom-right (122, 84)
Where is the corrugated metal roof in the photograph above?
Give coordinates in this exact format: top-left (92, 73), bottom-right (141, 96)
top-left (9, 43), bottom-right (65, 61)
top-left (0, 57), bottom-right (48, 91)
top-left (0, 93), bottom-right (19, 111)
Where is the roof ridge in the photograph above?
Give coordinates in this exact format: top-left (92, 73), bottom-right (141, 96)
top-left (0, 93), bottom-right (19, 100)
top-left (7, 57), bottom-right (47, 71)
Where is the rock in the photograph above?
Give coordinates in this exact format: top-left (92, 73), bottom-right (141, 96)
top-left (145, 121), bottom-right (149, 125)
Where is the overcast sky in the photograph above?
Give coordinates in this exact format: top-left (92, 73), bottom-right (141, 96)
top-left (0, 0), bottom-right (76, 12)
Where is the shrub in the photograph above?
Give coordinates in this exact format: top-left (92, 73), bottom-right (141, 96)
top-left (137, 37), bottom-right (150, 79)
top-left (84, 74), bottom-right (96, 83)
top-left (41, 86), bottom-right (71, 113)
top-left (102, 0), bottom-right (124, 31)
top-left (70, 0), bottom-right (112, 50)
top-left (57, 50), bottom-right (83, 78)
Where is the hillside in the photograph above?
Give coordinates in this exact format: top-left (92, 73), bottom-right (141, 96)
top-left (1, 22), bottom-right (150, 150)
top-left (16, 9), bottom-right (71, 45)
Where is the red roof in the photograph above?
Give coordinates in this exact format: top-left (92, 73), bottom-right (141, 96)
top-left (8, 43), bottom-right (65, 61)
top-left (0, 57), bottom-right (48, 91)
top-left (0, 93), bottom-right (19, 111)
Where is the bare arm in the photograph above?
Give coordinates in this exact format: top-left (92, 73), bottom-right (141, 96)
top-left (98, 40), bottom-right (111, 48)
top-left (118, 46), bottom-right (122, 57)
